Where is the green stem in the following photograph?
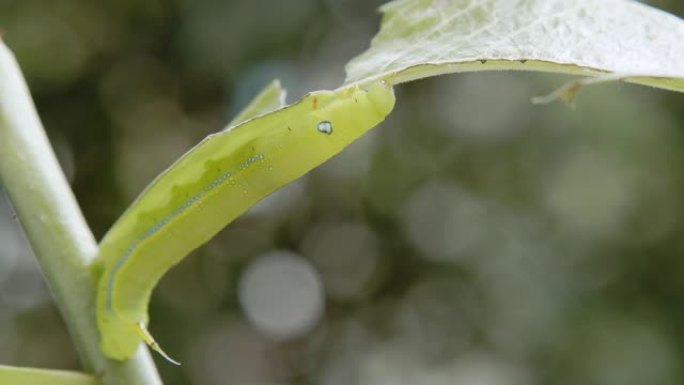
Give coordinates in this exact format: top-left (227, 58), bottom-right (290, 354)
top-left (0, 41), bottom-right (162, 384)
top-left (0, 364), bottom-right (98, 385)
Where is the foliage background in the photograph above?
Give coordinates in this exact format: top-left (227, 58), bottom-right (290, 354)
top-left (1, 0), bottom-right (684, 384)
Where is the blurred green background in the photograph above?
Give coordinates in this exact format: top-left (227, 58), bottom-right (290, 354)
top-left (1, 0), bottom-right (684, 384)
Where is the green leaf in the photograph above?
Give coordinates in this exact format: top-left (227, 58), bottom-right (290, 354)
top-left (0, 365), bottom-right (99, 385)
top-left (226, 79), bottom-right (286, 128)
top-left (345, 0), bottom-right (684, 93)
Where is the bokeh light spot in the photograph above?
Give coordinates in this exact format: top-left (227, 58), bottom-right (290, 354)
top-left (238, 250), bottom-right (324, 340)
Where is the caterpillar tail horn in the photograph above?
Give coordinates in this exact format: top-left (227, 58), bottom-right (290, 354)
top-left (136, 322), bottom-right (181, 366)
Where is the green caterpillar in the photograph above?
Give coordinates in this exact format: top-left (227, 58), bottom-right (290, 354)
top-left (93, 81), bottom-right (395, 362)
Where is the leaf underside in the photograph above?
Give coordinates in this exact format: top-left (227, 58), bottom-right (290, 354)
top-left (345, 0), bottom-right (684, 93)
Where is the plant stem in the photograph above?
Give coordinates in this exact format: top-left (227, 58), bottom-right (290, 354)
top-left (0, 41), bottom-right (162, 384)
